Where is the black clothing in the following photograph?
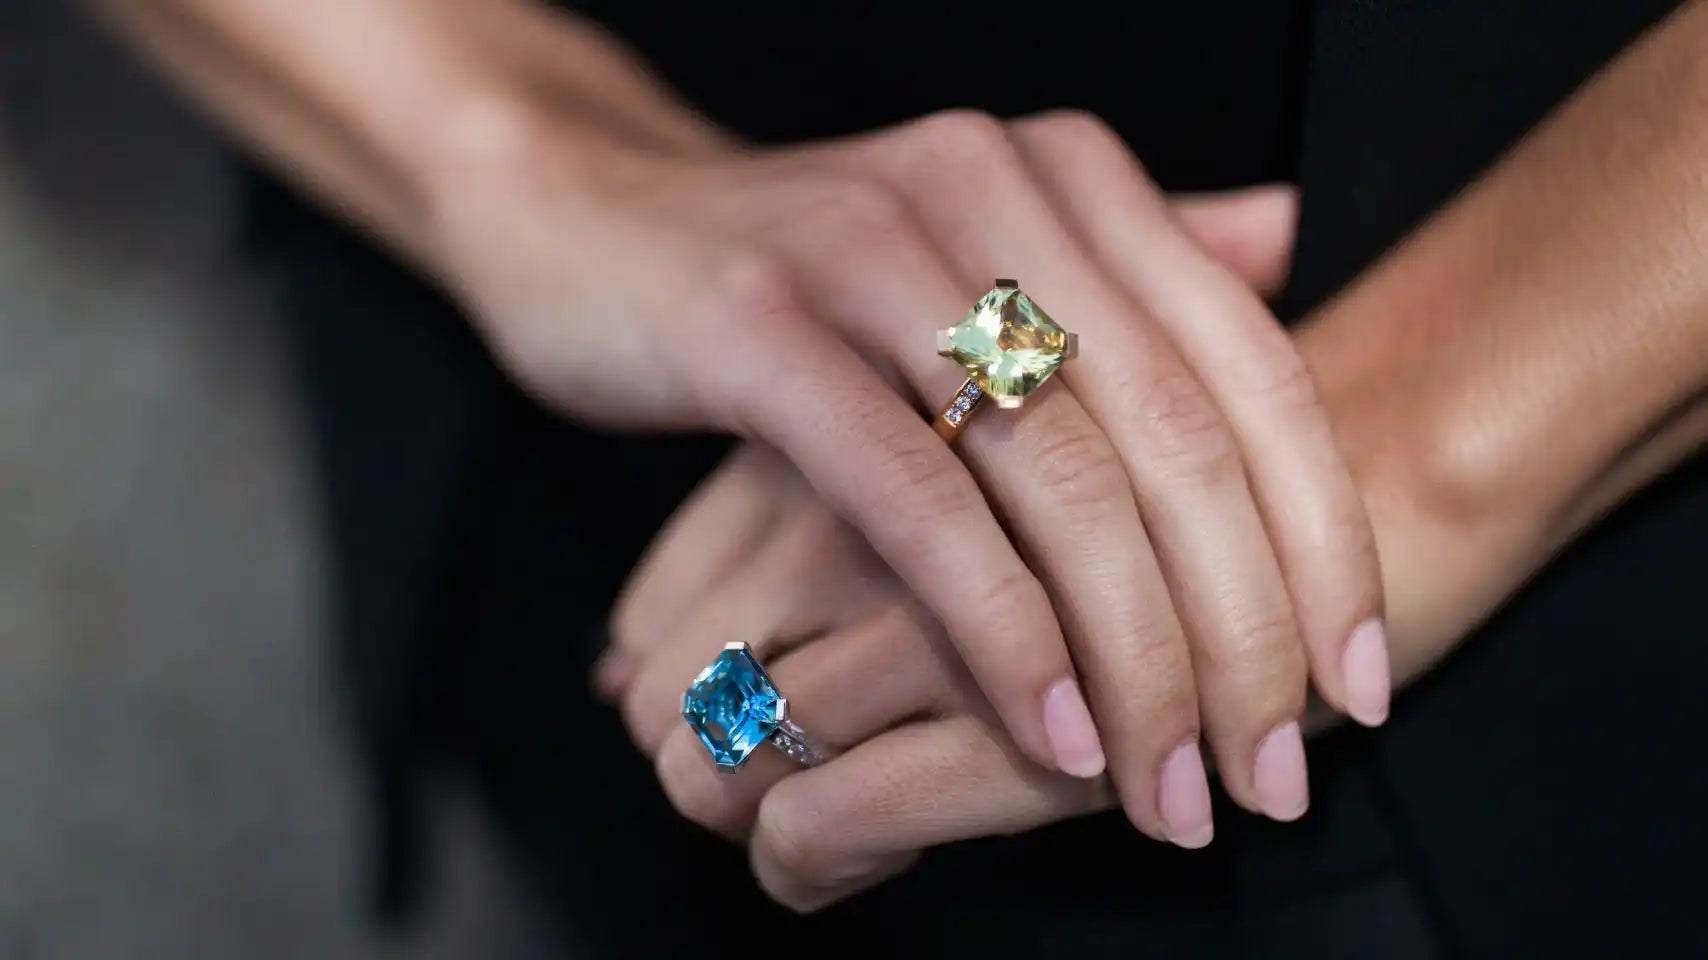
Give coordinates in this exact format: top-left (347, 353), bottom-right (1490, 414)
top-left (245, 1), bottom-right (1708, 955)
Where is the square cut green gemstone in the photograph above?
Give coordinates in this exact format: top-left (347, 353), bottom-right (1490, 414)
top-left (682, 644), bottom-right (781, 770)
top-left (946, 285), bottom-right (1068, 400)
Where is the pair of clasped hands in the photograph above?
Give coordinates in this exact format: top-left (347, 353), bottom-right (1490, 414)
top-left (450, 108), bottom-right (1390, 912)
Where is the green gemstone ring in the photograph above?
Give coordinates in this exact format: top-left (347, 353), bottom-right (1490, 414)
top-left (933, 279), bottom-right (1077, 441)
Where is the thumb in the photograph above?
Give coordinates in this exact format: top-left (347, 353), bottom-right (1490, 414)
top-left (1170, 183), bottom-right (1300, 298)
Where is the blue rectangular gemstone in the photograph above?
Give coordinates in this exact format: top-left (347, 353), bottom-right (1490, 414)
top-left (682, 643), bottom-right (782, 769)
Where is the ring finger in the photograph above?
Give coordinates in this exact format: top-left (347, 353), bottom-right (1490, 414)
top-left (653, 601), bottom-right (968, 841)
top-left (621, 503), bottom-right (894, 756)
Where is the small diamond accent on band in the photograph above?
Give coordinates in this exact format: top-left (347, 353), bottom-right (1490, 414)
top-left (943, 379), bottom-right (983, 428)
top-left (768, 718), bottom-right (825, 766)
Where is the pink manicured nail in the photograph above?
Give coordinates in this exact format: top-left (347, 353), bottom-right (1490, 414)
top-left (1042, 678), bottom-right (1106, 778)
top-left (1342, 618), bottom-right (1391, 727)
top-left (1253, 721), bottom-right (1310, 821)
top-left (1158, 742), bottom-right (1214, 849)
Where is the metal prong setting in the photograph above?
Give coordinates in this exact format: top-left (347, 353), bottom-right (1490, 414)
top-left (932, 278), bottom-right (1074, 436)
top-left (775, 697), bottom-right (789, 722)
top-left (723, 640), bottom-right (748, 653)
top-left (936, 327), bottom-right (957, 357)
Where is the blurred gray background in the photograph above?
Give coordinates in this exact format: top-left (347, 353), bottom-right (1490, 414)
top-left (0, 4), bottom-right (545, 956)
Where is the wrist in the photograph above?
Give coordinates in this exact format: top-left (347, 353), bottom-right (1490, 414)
top-left (1298, 290), bottom-right (1562, 690)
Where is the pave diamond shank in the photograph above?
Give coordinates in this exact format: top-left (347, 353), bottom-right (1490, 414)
top-left (767, 718), bottom-right (825, 766)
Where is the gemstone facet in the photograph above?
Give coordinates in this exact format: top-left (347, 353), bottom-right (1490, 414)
top-left (681, 642), bottom-right (783, 770)
top-left (942, 285), bottom-right (1070, 404)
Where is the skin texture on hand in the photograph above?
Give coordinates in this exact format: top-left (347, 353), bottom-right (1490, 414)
top-left (610, 0), bottom-right (1708, 913)
top-left (1298, 0), bottom-right (1708, 689)
top-left (605, 186), bottom-right (1323, 907)
top-left (101, 0), bottom-right (1384, 865)
top-left (433, 102), bottom-right (1392, 841)
top-left (100, 0), bottom-right (1708, 919)
top-left (605, 185), bottom-right (1322, 887)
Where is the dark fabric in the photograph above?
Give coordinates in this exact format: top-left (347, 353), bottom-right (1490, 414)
top-left (244, 0), bottom-right (1707, 955)
top-left (1287, 4), bottom-right (1708, 954)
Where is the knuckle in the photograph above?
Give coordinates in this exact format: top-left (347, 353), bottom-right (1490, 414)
top-left (871, 430), bottom-right (978, 524)
top-left (607, 590), bottom-right (650, 654)
top-left (755, 791), bottom-right (832, 887)
top-left (1146, 681), bottom-right (1203, 744)
top-left (1027, 108), bottom-right (1122, 153)
top-left (777, 501), bottom-right (846, 556)
top-left (656, 743), bottom-right (742, 837)
top-left (1316, 487), bottom-right (1382, 598)
top-left (911, 108), bottom-right (1012, 157)
top-left (1251, 346), bottom-right (1323, 415)
top-left (1214, 605), bottom-right (1307, 683)
top-left (1131, 628), bottom-right (1198, 701)
top-left (1122, 626), bottom-right (1202, 730)
top-left (1028, 425), bottom-right (1131, 511)
top-left (618, 680), bottom-right (671, 755)
top-left (710, 249), bottom-right (800, 324)
top-left (1137, 366), bottom-right (1242, 483)
top-left (904, 108), bottom-right (1024, 188)
top-left (806, 176), bottom-right (909, 240)
top-left (965, 568), bottom-right (1061, 682)
top-left (1013, 109), bottom-right (1159, 196)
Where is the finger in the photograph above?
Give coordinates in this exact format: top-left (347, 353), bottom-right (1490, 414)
top-left (701, 263), bottom-right (1075, 772)
top-left (750, 714), bottom-right (1113, 912)
top-left (605, 443), bottom-right (801, 698)
top-left (653, 603), bottom-right (966, 841)
top-left (768, 170), bottom-right (1218, 800)
top-left (607, 181), bottom-right (1299, 701)
top-left (1011, 112), bottom-right (1387, 730)
top-left (620, 504), bottom-right (891, 756)
top-left (845, 110), bottom-right (1307, 824)
top-left (730, 181), bottom-right (1129, 782)
top-left (1171, 184), bottom-right (1300, 298)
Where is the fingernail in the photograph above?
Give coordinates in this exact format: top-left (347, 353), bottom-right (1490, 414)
top-left (1042, 678), bottom-right (1106, 778)
top-left (1342, 618), bottom-right (1391, 727)
top-left (1157, 742), bottom-right (1214, 849)
top-left (1253, 721), bottom-right (1310, 821)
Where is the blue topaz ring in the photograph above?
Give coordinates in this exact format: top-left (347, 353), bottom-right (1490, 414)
top-left (682, 642), bottom-right (826, 772)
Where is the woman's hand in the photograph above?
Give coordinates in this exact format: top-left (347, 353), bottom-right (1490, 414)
top-left (604, 442), bottom-right (1109, 911)
top-left (610, 0), bottom-right (1708, 889)
top-left (100, 0), bottom-right (1385, 844)
top-left (456, 108), bottom-right (1390, 836)
top-left (603, 182), bottom-right (1381, 857)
